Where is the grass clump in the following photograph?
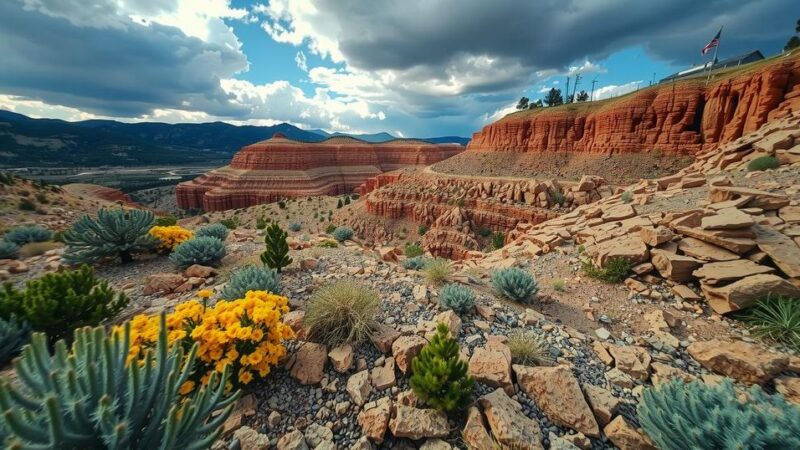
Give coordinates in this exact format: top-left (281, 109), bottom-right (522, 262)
top-left (438, 283), bottom-right (475, 314)
top-left (219, 217), bottom-right (239, 230)
top-left (154, 215), bottom-right (178, 226)
top-left (19, 241), bottom-right (61, 258)
top-left (491, 267), bottom-right (538, 303)
top-left (507, 330), bottom-right (553, 366)
top-left (747, 155), bottom-right (780, 172)
top-left (491, 232), bottom-right (505, 249)
top-left (621, 191), bottom-right (633, 203)
top-left (424, 258), bottom-right (452, 284)
top-left (736, 295), bottom-right (800, 351)
top-left (304, 281), bottom-right (379, 346)
top-left (552, 279), bottom-right (566, 292)
top-left (317, 239), bottom-right (338, 248)
top-left (582, 257), bottom-right (630, 283)
top-left (405, 243), bottom-right (424, 258)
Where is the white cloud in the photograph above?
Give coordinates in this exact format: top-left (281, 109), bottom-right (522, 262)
top-left (593, 81), bottom-right (643, 100)
top-left (294, 50), bottom-right (308, 72)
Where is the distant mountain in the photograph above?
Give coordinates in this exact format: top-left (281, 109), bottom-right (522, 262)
top-left (0, 110), bottom-right (469, 168)
top-left (423, 136), bottom-right (471, 145)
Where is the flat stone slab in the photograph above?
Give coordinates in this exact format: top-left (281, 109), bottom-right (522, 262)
top-left (693, 259), bottom-right (775, 285)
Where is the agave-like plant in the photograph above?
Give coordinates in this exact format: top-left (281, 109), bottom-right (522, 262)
top-left (63, 208), bottom-right (156, 264)
top-left (0, 316), bottom-right (238, 449)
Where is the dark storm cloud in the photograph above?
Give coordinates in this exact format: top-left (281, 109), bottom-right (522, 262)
top-left (0, 0), bottom-right (249, 118)
top-left (314, 0), bottom-right (796, 73)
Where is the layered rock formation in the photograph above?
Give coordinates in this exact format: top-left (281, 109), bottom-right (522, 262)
top-left (176, 134), bottom-right (463, 211)
top-left (468, 54), bottom-right (800, 156)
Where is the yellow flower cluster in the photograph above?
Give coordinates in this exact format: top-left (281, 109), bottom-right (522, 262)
top-left (123, 290), bottom-right (295, 391)
top-left (149, 225), bottom-right (194, 252)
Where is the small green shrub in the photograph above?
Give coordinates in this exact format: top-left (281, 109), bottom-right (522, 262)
top-left (325, 224), bottom-right (337, 234)
top-left (288, 222), bottom-right (302, 232)
top-left (18, 198), bottom-right (36, 211)
top-left (582, 257), bottom-right (630, 283)
top-left (424, 258), bottom-right (452, 284)
top-left (477, 226), bottom-right (492, 237)
top-left (491, 267), bottom-right (538, 303)
top-left (402, 256), bottom-right (427, 270)
top-left (154, 215), bottom-right (178, 226)
top-left (317, 239), bottom-right (338, 248)
top-left (405, 243), bottom-right (424, 258)
top-left (0, 241), bottom-right (19, 260)
top-left (551, 191), bottom-right (566, 206)
top-left (638, 379), bottom-right (800, 450)
top-left (344, 196), bottom-right (351, 205)
top-left (196, 223), bottom-right (229, 241)
top-left (438, 283), bottom-right (475, 314)
top-left (220, 265), bottom-right (281, 299)
top-left (35, 192), bottom-right (48, 204)
top-left (0, 315), bottom-right (30, 364)
top-left (351, 193), bottom-right (360, 200)
top-left (736, 296), bottom-right (800, 351)
top-left (0, 316), bottom-right (237, 449)
top-left (218, 217), bottom-right (239, 230)
top-left (3, 225), bottom-right (52, 246)
top-left (621, 191), bottom-right (633, 203)
top-left (0, 265), bottom-right (128, 343)
top-left (277, 200), bottom-right (286, 209)
top-left (304, 281), bottom-right (379, 346)
top-left (507, 330), bottom-right (552, 366)
top-left (491, 231), bottom-right (505, 249)
top-left (63, 208), bottom-right (156, 264)
top-left (260, 223), bottom-right (292, 273)
top-left (747, 155), bottom-right (780, 172)
top-left (410, 324), bottom-right (474, 412)
top-left (336, 199), bottom-right (343, 208)
top-left (553, 279), bottom-right (566, 292)
top-left (52, 230), bottom-right (65, 243)
top-left (255, 216), bottom-right (267, 229)
top-left (331, 226), bottom-right (353, 242)
top-left (170, 236), bottom-right (226, 268)
top-left (418, 225), bottom-right (428, 236)
top-left (576, 244), bottom-right (585, 254)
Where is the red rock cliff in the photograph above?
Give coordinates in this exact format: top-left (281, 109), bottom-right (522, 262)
top-left (468, 54), bottom-right (800, 156)
top-left (175, 134), bottom-right (464, 211)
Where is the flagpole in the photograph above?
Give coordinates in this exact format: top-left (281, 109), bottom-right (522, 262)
top-left (706, 26), bottom-right (723, 85)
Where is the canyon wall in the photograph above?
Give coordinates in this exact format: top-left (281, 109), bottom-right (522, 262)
top-left (468, 54), bottom-right (800, 156)
top-left (175, 134), bottom-right (463, 211)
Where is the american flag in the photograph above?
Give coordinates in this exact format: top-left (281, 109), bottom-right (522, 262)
top-left (701, 27), bottom-right (722, 55)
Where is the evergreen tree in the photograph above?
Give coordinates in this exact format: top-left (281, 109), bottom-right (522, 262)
top-left (409, 324), bottom-right (474, 412)
top-left (344, 196), bottom-right (351, 205)
top-left (337, 199), bottom-right (343, 208)
top-left (528, 99), bottom-right (543, 109)
top-left (260, 223), bottom-right (292, 273)
top-left (576, 90), bottom-right (590, 102)
top-left (515, 96), bottom-right (529, 110)
top-left (544, 88), bottom-right (563, 107)
top-left (785, 18), bottom-right (800, 51)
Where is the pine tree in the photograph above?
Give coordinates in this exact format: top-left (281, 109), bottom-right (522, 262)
top-left (544, 88), bottom-right (563, 107)
top-left (516, 96), bottom-right (529, 110)
top-left (337, 199), bottom-right (343, 208)
top-left (344, 196), bottom-right (351, 205)
top-left (260, 223), bottom-right (292, 273)
top-left (409, 323), bottom-right (474, 412)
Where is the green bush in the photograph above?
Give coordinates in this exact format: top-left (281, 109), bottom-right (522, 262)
top-left (304, 281), bottom-right (379, 346)
top-left (170, 236), bottom-right (226, 269)
top-left (260, 223), bottom-right (292, 273)
top-left (220, 265), bottom-right (281, 300)
top-left (410, 324), bottom-right (474, 412)
top-left (0, 241), bottom-right (19, 260)
top-left (747, 155), bottom-right (780, 172)
top-left (277, 200), bottom-right (286, 209)
top-left (424, 258), bottom-right (452, 284)
top-left (491, 267), bottom-right (538, 303)
top-left (507, 330), bottom-right (552, 366)
top-left (582, 257), bottom-right (630, 283)
top-left (317, 239), bottom-right (338, 248)
top-left (621, 191), bottom-right (633, 203)
top-left (0, 316), bottom-right (237, 449)
top-left (0, 315), bottom-right (30, 364)
top-left (477, 226), bottom-right (492, 238)
top-left (402, 256), bottom-right (426, 271)
top-left (219, 217), bottom-right (239, 230)
top-left (551, 191), bottom-right (566, 206)
top-left (196, 223), bottom-right (229, 241)
top-left (331, 226), bottom-right (353, 242)
top-left (638, 379), bottom-right (800, 450)
top-left (18, 198), bottom-right (36, 211)
top-left (491, 231), bottom-right (505, 249)
top-left (405, 243), bottom-right (424, 258)
top-left (438, 283), bottom-right (474, 314)
top-left (737, 296), bottom-right (800, 351)
top-left (3, 225), bottom-right (52, 246)
top-left (325, 224), bottom-right (337, 234)
top-left (418, 225), bottom-right (428, 236)
top-left (154, 215), bottom-right (178, 226)
top-left (336, 199), bottom-right (343, 208)
top-left (255, 216), bottom-right (267, 230)
top-left (0, 265), bottom-right (128, 343)
top-left (552, 279), bottom-right (566, 292)
top-left (63, 208), bottom-right (156, 264)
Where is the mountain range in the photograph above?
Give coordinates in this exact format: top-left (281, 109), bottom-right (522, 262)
top-left (0, 110), bottom-right (469, 168)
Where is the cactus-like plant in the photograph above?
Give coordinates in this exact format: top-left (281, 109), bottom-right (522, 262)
top-left (491, 267), bottom-right (538, 303)
top-left (170, 236), bottom-right (226, 269)
top-left (0, 315), bottom-right (30, 364)
top-left (0, 316), bottom-right (238, 449)
top-left (438, 283), bottom-right (475, 314)
top-left (410, 323), bottom-right (474, 412)
top-left (196, 223), bottom-right (229, 241)
top-left (402, 256), bottom-right (427, 271)
top-left (638, 378), bottom-right (800, 450)
top-left (63, 208), bottom-right (156, 264)
top-left (260, 223), bottom-right (292, 273)
top-left (3, 225), bottom-right (52, 246)
top-left (0, 242), bottom-right (19, 260)
top-left (220, 265), bottom-right (281, 299)
top-left (0, 265), bottom-right (128, 343)
top-left (331, 226), bottom-right (353, 242)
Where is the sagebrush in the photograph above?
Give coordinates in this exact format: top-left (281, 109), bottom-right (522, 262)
top-left (304, 281), bottom-right (379, 346)
top-left (3, 225), bottom-right (52, 246)
top-left (491, 267), bottom-right (538, 303)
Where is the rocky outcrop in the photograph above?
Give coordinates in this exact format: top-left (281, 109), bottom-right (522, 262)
top-left (176, 134), bottom-right (463, 211)
top-left (467, 54), bottom-right (800, 156)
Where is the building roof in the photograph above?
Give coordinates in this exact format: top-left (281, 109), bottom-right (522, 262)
top-left (659, 50), bottom-right (764, 83)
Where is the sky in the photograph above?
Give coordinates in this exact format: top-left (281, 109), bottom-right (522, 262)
top-left (0, 0), bottom-right (797, 138)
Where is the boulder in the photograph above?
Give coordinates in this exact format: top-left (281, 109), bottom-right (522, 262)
top-left (687, 339), bottom-right (789, 384)
top-left (304, 423), bottom-right (333, 448)
top-left (143, 273), bottom-right (184, 296)
top-left (677, 237), bottom-right (739, 262)
top-left (357, 397), bottom-right (392, 444)
top-left (674, 226), bottom-right (755, 254)
top-left (462, 406), bottom-right (494, 450)
top-left (370, 357), bottom-right (396, 390)
top-left (370, 324), bottom-right (401, 353)
top-left (514, 365), bottom-right (599, 437)
top-left (775, 376), bottom-right (800, 404)
top-left (469, 345), bottom-right (513, 395)
top-left (346, 370), bottom-right (371, 406)
top-left (602, 204), bottom-right (636, 222)
top-left (693, 259), bottom-right (774, 285)
top-left (434, 310), bottom-right (462, 337)
top-left (754, 224), bottom-right (800, 278)
top-left (603, 416), bottom-right (656, 450)
top-left (183, 264), bottom-right (217, 278)
top-left (289, 343), bottom-right (327, 385)
top-left (582, 384), bottom-right (620, 427)
top-left (388, 405), bottom-right (449, 440)
top-left (478, 389), bottom-right (543, 450)
top-left (650, 249), bottom-right (702, 282)
top-left (392, 335), bottom-right (427, 374)
top-left (640, 226), bottom-right (673, 247)
top-left (233, 426), bottom-right (270, 450)
top-left (276, 430), bottom-right (308, 450)
top-left (700, 208), bottom-right (754, 230)
top-left (328, 344), bottom-right (354, 373)
top-left (588, 234), bottom-right (649, 267)
top-left (607, 345), bottom-right (651, 381)
top-left (701, 274), bottom-right (800, 314)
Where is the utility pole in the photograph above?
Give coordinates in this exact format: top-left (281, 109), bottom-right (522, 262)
top-left (590, 77), bottom-right (598, 101)
top-left (565, 76), bottom-right (570, 103)
top-left (572, 73), bottom-right (582, 102)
